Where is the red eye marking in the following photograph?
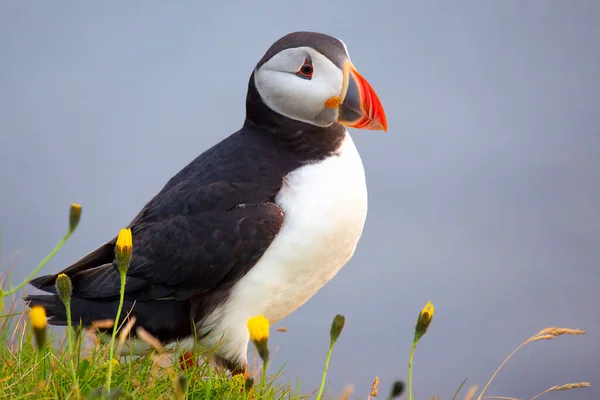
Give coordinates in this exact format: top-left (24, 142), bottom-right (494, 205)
top-left (296, 57), bottom-right (313, 79)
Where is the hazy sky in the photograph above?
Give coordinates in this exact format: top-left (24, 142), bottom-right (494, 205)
top-left (1, 1), bottom-right (599, 398)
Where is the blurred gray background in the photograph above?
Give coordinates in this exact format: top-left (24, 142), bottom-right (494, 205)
top-left (1, 1), bottom-right (599, 399)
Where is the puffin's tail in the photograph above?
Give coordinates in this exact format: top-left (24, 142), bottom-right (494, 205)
top-left (24, 293), bottom-right (194, 344)
top-left (23, 294), bottom-right (125, 328)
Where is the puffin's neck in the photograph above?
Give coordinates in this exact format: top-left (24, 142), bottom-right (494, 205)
top-left (243, 72), bottom-right (346, 163)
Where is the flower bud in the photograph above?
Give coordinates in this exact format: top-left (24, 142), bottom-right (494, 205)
top-left (330, 314), bottom-right (345, 344)
top-left (415, 301), bottom-right (434, 341)
top-left (244, 377), bottom-right (254, 393)
top-left (55, 273), bottom-right (72, 305)
top-left (69, 203), bottom-right (82, 232)
top-left (115, 228), bottom-right (133, 274)
top-left (389, 380), bottom-right (405, 398)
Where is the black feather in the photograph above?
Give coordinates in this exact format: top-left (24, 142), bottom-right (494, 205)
top-left (24, 294), bottom-right (192, 343)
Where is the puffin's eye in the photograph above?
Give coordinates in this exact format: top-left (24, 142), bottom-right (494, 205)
top-left (296, 57), bottom-right (313, 80)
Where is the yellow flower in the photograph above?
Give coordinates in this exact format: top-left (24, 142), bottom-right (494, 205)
top-left (104, 358), bottom-right (120, 368)
top-left (30, 305), bottom-right (47, 330)
top-left (116, 228), bottom-right (132, 254)
top-left (55, 273), bottom-right (73, 305)
top-left (30, 305), bottom-right (47, 349)
top-left (69, 203), bottom-right (82, 232)
top-left (247, 315), bottom-right (270, 362)
top-left (415, 301), bottom-right (434, 341)
top-left (247, 315), bottom-right (269, 342)
top-left (115, 228), bottom-right (133, 273)
top-left (422, 301), bottom-right (434, 321)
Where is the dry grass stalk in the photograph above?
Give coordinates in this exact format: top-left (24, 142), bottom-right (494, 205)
top-left (530, 335), bottom-right (554, 341)
top-left (174, 375), bottom-right (188, 400)
top-left (115, 315), bottom-right (137, 358)
top-left (276, 327), bottom-right (288, 332)
top-left (136, 326), bottom-right (165, 354)
top-left (149, 352), bottom-right (174, 390)
top-left (529, 382), bottom-right (591, 400)
top-left (135, 325), bottom-right (173, 389)
top-left (476, 327), bottom-right (586, 400)
top-left (464, 385), bottom-right (479, 400)
top-left (369, 376), bottom-right (379, 398)
top-left (482, 397), bottom-right (519, 400)
top-left (91, 319), bottom-right (114, 330)
top-left (1, 293), bottom-right (20, 337)
top-left (338, 384), bottom-right (354, 400)
top-left (532, 328), bottom-right (585, 340)
top-left (86, 328), bottom-right (101, 345)
top-left (18, 320), bottom-right (27, 350)
top-left (10, 307), bottom-right (28, 345)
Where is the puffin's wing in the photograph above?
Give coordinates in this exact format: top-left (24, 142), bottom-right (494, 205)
top-left (30, 202), bottom-right (284, 301)
top-left (29, 240), bottom-right (117, 291)
top-left (128, 202), bottom-right (284, 299)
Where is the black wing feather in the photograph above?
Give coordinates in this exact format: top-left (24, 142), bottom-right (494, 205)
top-left (25, 129), bottom-right (292, 336)
top-left (129, 202), bottom-right (284, 299)
top-left (29, 241), bottom-right (116, 291)
top-left (29, 202), bottom-right (283, 301)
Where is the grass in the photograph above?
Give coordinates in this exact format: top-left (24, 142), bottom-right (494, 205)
top-left (0, 204), bottom-right (593, 399)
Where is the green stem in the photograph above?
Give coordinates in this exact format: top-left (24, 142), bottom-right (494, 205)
top-left (2, 230), bottom-right (73, 297)
top-left (451, 378), bottom-right (468, 400)
top-left (43, 348), bottom-right (49, 381)
top-left (315, 340), bottom-right (335, 400)
top-left (105, 271), bottom-right (127, 391)
top-left (35, 344), bottom-right (44, 381)
top-left (407, 338), bottom-right (418, 400)
top-left (75, 324), bottom-right (83, 371)
top-left (40, 342), bottom-right (50, 382)
top-left (259, 357), bottom-right (270, 397)
top-left (64, 302), bottom-right (79, 395)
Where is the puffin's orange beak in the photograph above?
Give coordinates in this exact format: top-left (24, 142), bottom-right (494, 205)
top-left (333, 61), bottom-right (387, 132)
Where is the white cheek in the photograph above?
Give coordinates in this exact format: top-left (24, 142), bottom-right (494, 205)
top-left (254, 48), bottom-right (344, 127)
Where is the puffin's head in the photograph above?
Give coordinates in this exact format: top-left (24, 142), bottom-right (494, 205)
top-left (250, 31), bottom-right (387, 132)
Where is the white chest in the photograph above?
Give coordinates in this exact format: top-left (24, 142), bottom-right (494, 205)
top-left (201, 133), bottom-right (368, 359)
top-left (261, 133), bottom-right (368, 322)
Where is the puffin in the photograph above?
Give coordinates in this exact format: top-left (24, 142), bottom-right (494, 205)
top-left (25, 31), bottom-right (387, 375)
